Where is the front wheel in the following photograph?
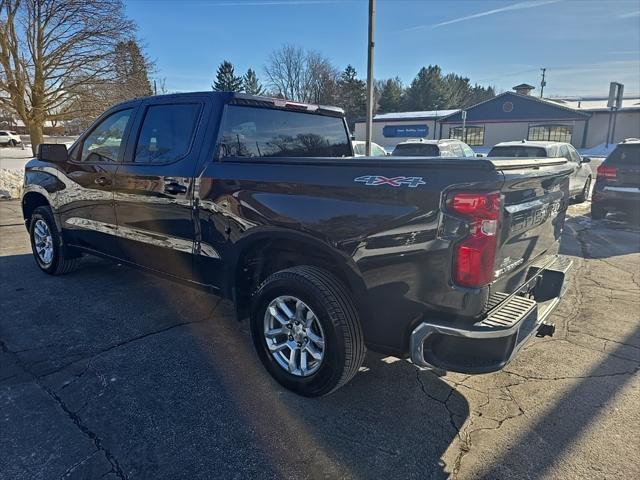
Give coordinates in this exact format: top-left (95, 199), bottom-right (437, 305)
top-left (8, 139), bottom-right (17, 147)
top-left (575, 177), bottom-right (591, 203)
top-left (250, 266), bottom-right (366, 397)
top-left (29, 206), bottom-right (79, 275)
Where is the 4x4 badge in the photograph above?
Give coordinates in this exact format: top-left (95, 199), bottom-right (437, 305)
top-left (354, 175), bottom-right (426, 188)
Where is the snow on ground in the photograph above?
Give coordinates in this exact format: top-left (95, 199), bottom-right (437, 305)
top-left (577, 143), bottom-right (616, 158)
top-left (0, 168), bottom-right (24, 199)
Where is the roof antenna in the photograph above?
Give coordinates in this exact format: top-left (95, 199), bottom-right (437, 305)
top-left (540, 68), bottom-right (547, 98)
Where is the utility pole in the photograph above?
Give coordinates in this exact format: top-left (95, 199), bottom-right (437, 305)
top-left (540, 68), bottom-right (546, 98)
top-left (364, 0), bottom-right (375, 156)
top-left (154, 79), bottom-right (157, 96)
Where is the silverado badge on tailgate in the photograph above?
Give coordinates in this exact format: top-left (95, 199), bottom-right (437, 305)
top-left (511, 200), bottom-right (561, 234)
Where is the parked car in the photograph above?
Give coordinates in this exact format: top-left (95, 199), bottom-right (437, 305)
top-left (591, 139), bottom-right (640, 220)
top-left (488, 140), bottom-right (592, 202)
top-left (392, 138), bottom-right (477, 158)
top-left (23, 92), bottom-right (573, 396)
top-left (0, 130), bottom-right (22, 147)
top-left (352, 140), bottom-right (388, 156)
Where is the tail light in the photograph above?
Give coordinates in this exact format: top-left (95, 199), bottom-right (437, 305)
top-left (447, 192), bottom-right (501, 288)
top-left (597, 164), bottom-right (617, 180)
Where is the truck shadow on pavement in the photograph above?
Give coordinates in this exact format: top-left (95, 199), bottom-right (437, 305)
top-left (476, 325), bottom-right (640, 479)
top-left (0, 253), bottom-right (468, 479)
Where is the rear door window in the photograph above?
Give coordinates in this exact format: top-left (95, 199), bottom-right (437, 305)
top-left (461, 144), bottom-right (476, 157)
top-left (487, 146), bottom-right (548, 158)
top-left (392, 143), bottom-right (440, 156)
top-left (133, 103), bottom-right (201, 164)
top-left (218, 105), bottom-right (350, 158)
top-left (353, 143), bottom-right (365, 155)
top-left (607, 144), bottom-right (639, 165)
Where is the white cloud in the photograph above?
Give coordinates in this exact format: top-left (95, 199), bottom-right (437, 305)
top-left (402, 0), bottom-right (562, 31)
top-left (617, 10), bottom-right (640, 19)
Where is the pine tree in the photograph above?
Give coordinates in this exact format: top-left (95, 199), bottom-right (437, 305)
top-left (212, 61), bottom-right (244, 92)
top-left (113, 40), bottom-right (153, 101)
top-left (377, 77), bottom-right (404, 113)
top-left (243, 68), bottom-right (263, 95)
top-left (402, 65), bottom-right (445, 111)
top-left (336, 65), bottom-right (366, 127)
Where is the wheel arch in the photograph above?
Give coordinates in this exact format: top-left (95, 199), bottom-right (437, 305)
top-left (22, 190), bottom-right (52, 229)
top-left (230, 229), bottom-right (370, 323)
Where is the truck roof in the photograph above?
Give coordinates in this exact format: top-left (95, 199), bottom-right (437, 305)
top-left (396, 138), bottom-right (461, 146)
top-left (113, 91), bottom-right (346, 117)
top-left (492, 140), bottom-right (566, 148)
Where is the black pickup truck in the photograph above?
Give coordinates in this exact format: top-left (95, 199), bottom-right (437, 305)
top-left (22, 92), bottom-right (573, 396)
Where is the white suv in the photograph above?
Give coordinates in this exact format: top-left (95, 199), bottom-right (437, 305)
top-left (0, 130), bottom-right (22, 147)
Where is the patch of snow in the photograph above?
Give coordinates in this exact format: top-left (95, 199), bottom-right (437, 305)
top-left (370, 109), bottom-right (460, 121)
top-left (578, 143), bottom-right (616, 158)
top-left (0, 168), bottom-right (24, 199)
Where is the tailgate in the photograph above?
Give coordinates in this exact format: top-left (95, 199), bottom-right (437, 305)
top-left (491, 158), bottom-right (573, 284)
top-left (605, 144), bottom-right (640, 187)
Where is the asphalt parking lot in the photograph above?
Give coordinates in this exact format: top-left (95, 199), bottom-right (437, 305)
top-left (1, 199), bottom-right (638, 479)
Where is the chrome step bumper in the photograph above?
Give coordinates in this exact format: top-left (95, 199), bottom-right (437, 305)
top-left (410, 254), bottom-right (573, 373)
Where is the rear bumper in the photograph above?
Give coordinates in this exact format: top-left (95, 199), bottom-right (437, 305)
top-left (410, 255), bottom-right (572, 373)
top-left (592, 185), bottom-right (640, 213)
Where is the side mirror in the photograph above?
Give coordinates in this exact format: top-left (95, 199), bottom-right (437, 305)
top-left (581, 156), bottom-right (591, 163)
top-left (37, 143), bottom-right (68, 163)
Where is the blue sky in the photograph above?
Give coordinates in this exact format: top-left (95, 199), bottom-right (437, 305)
top-left (124, 0), bottom-right (640, 97)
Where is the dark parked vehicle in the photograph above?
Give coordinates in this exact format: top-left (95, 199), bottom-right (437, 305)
top-left (488, 140), bottom-right (593, 202)
top-left (591, 139), bottom-right (640, 220)
top-left (23, 92), bottom-right (574, 396)
top-left (392, 138), bottom-right (477, 158)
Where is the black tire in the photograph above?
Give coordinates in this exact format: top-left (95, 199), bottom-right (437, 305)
top-left (250, 266), bottom-right (366, 397)
top-left (591, 204), bottom-right (607, 220)
top-left (575, 177), bottom-right (591, 203)
top-left (29, 206), bottom-right (80, 275)
top-left (8, 139), bottom-right (17, 147)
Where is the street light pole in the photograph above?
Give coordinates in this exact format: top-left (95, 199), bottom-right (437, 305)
top-left (365, 0), bottom-right (375, 156)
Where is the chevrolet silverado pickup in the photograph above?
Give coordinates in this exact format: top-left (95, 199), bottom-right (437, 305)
top-left (22, 92), bottom-right (573, 396)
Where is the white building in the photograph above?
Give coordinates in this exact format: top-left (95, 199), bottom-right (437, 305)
top-left (354, 84), bottom-right (640, 153)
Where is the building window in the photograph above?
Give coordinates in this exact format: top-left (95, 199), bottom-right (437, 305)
top-left (528, 125), bottom-right (572, 143)
top-left (449, 126), bottom-right (484, 146)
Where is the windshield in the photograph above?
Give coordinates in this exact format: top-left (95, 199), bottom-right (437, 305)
top-left (487, 146), bottom-right (548, 158)
top-left (392, 143), bottom-right (440, 156)
top-left (607, 144), bottom-right (639, 165)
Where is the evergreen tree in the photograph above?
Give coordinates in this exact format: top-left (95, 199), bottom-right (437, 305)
top-left (401, 65), bottom-right (495, 111)
top-left (377, 77), bottom-right (404, 113)
top-left (402, 65), bottom-right (445, 111)
top-left (113, 40), bottom-right (153, 101)
top-left (212, 61), bottom-right (244, 92)
top-left (336, 65), bottom-right (366, 127)
top-left (243, 68), bottom-right (263, 95)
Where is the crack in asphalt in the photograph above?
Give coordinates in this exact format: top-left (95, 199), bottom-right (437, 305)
top-left (0, 297), bottom-right (224, 480)
top-left (1, 340), bottom-right (127, 479)
top-left (22, 297), bottom-right (224, 382)
top-left (503, 367), bottom-right (639, 382)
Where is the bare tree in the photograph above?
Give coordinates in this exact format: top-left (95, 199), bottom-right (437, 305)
top-left (264, 44), bottom-right (338, 103)
top-left (0, 0), bottom-right (135, 153)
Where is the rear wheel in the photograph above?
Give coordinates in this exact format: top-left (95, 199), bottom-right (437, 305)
top-left (250, 266), bottom-right (365, 397)
top-left (575, 177), bottom-right (591, 203)
top-left (8, 139), bottom-right (17, 147)
top-left (29, 206), bottom-right (79, 275)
